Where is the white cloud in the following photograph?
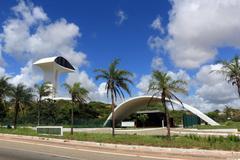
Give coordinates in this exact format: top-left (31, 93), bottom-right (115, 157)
top-left (116, 10), bottom-right (127, 25)
top-left (137, 70), bottom-right (190, 95)
top-left (89, 82), bottom-right (110, 103)
top-left (65, 70), bottom-right (110, 103)
top-left (9, 60), bottom-right (43, 87)
top-left (66, 70), bottom-right (96, 92)
top-left (167, 69), bottom-right (191, 83)
top-left (12, 0), bottom-right (48, 25)
top-left (0, 66), bottom-right (6, 77)
top-left (184, 95), bottom-right (240, 113)
top-left (150, 16), bottom-right (164, 34)
top-left (147, 36), bottom-right (164, 53)
top-left (165, 0), bottom-right (240, 68)
top-left (1, 0), bottom-right (87, 67)
top-left (0, 42), bottom-right (4, 66)
top-left (151, 56), bottom-right (165, 71)
top-left (136, 74), bottom-right (151, 95)
top-left (195, 64), bottom-right (238, 104)
top-left (136, 67), bottom-right (240, 113)
top-left (61, 48), bottom-right (87, 67)
top-left (97, 82), bottom-right (107, 96)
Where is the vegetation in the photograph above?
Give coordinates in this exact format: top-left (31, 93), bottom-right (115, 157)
top-left (137, 114), bottom-right (148, 127)
top-left (0, 73), bottom-right (239, 130)
top-left (34, 82), bottom-right (51, 125)
top-left (195, 121), bottom-right (240, 131)
top-left (9, 84), bottom-right (34, 129)
top-left (207, 106), bottom-right (240, 123)
top-left (148, 71), bottom-right (187, 137)
top-left (95, 59), bottom-right (133, 136)
top-left (0, 76), bottom-right (12, 123)
top-left (216, 55), bottom-right (240, 97)
top-left (64, 82), bottom-right (89, 135)
top-left (0, 98), bottom-right (110, 127)
top-left (1, 127), bottom-right (240, 151)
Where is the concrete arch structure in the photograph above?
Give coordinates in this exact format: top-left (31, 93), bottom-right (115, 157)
top-left (104, 95), bottom-right (219, 126)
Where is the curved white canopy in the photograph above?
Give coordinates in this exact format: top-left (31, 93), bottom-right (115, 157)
top-left (104, 95), bottom-right (219, 126)
top-left (34, 56), bottom-right (75, 72)
top-left (34, 56), bottom-right (75, 98)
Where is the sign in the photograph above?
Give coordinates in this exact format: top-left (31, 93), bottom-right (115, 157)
top-left (121, 121), bottom-right (135, 127)
top-left (36, 126), bottom-right (63, 136)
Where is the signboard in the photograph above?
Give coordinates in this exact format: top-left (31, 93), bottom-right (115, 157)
top-left (36, 126), bottom-right (63, 136)
top-left (121, 121), bottom-right (135, 127)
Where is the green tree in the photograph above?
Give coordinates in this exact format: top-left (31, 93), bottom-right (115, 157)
top-left (217, 55), bottom-right (240, 97)
top-left (34, 82), bottom-right (51, 126)
top-left (148, 71), bottom-right (187, 137)
top-left (224, 106), bottom-right (232, 120)
top-left (10, 83), bottom-right (34, 129)
top-left (64, 82), bottom-right (89, 135)
top-left (137, 114), bottom-right (148, 127)
top-left (0, 76), bottom-right (12, 124)
top-left (95, 59), bottom-right (133, 136)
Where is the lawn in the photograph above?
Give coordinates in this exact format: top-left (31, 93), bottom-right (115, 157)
top-left (0, 127), bottom-right (240, 151)
top-left (195, 121), bottom-right (240, 131)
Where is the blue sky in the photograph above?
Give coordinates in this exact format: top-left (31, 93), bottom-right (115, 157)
top-left (0, 0), bottom-right (240, 112)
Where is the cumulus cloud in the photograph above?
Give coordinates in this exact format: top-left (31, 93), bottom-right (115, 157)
top-left (0, 66), bottom-right (6, 77)
top-left (151, 56), bottom-right (165, 71)
top-left (137, 70), bottom-right (190, 95)
top-left (65, 70), bottom-right (110, 103)
top-left (136, 74), bottom-right (151, 95)
top-left (165, 0), bottom-right (240, 68)
top-left (9, 60), bottom-right (43, 87)
top-left (147, 36), bottom-right (164, 53)
top-left (136, 66), bottom-right (240, 112)
top-left (184, 95), bottom-right (240, 113)
top-left (66, 70), bottom-right (96, 92)
top-left (150, 16), bottom-right (164, 34)
top-left (116, 10), bottom-right (127, 25)
top-left (195, 64), bottom-right (239, 104)
top-left (168, 69), bottom-right (191, 83)
top-left (1, 0), bottom-right (87, 67)
top-left (0, 43), bottom-right (4, 66)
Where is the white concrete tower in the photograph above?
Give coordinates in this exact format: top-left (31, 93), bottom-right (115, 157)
top-left (34, 56), bottom-right (75, 98)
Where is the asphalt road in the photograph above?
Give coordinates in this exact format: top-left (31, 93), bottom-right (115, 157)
top-left (0, 138), bottom-right (181, 160)
top-left (0, 135), bottom-right (236, 160)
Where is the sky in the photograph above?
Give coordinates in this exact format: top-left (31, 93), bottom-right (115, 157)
top-left (0, 0), bottom-right (240, 112)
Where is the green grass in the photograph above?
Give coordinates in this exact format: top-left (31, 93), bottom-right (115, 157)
top-left (195, 121), bottom-right (240, 131)
top-left (0, 127), bottom-right (240, 151)
top-left (0, 127), bottom-right (37, 136)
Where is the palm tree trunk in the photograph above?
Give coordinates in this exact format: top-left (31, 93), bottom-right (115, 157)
top-left (71, 102), bottom-right (74, 135)
top-left (14, 103), bottom-right (19, 129)
top-left (165, 107), bottom-right (171, 137)
top-left (161, 92), bottom-right (170, 137)
top-left (37, 100), bottom-right (41, 126)
top-left (111, 91), bottom-right (115, 137)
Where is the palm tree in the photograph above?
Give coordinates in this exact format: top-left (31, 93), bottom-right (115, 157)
top-left (10, 83), bottom-right (34, 129)
top-left (64, 82), bottom-right (89, 135)
top-left (217, 55), bottom-right (240, 97)
top-left (95, 59), bottom-right (133, 136)
top-left (0, 76), bottom-right (12, 123)
top-left (148, 71), bottom-right (187, 137)
top-left (34, 82), bottom-right (51, 126)
top-left (0, 76), bottom-right (12, 102)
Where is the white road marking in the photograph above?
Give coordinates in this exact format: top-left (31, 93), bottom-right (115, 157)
top-left (0, 138), bottom-right (186, 160)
